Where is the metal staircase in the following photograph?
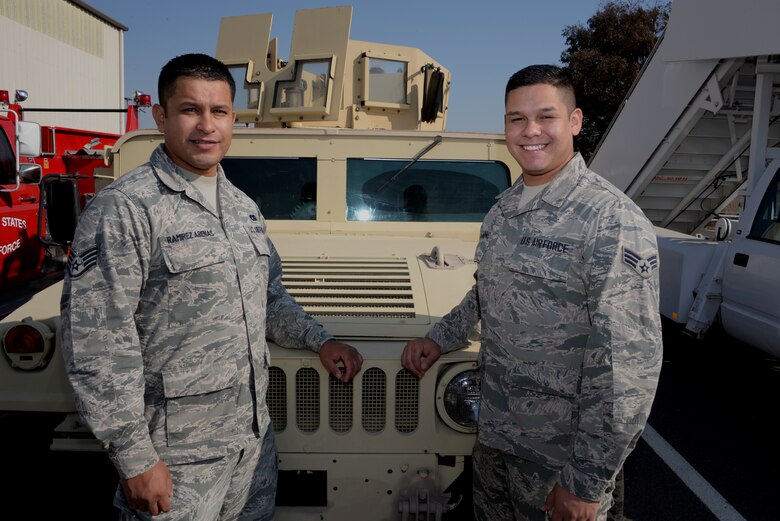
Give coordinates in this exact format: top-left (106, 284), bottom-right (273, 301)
top-left (590, 0), bottom-right (780, 236)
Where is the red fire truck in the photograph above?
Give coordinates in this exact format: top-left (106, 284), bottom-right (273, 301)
top-left (0, 88), bottom-right (150, 306)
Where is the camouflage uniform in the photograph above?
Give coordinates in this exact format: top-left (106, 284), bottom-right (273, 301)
top-left (427, 154), bottom-right (662, 518)
top-left (60, 145), bottom-right (332, 519)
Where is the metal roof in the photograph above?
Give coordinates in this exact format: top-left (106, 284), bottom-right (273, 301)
top-left (67, 0), bottom-right (127, 32)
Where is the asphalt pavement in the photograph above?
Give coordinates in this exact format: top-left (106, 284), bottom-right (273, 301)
top-left (622, 321), bottom-right (779, 521)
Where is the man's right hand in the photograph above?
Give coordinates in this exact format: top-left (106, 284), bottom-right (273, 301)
top-left (401, 338), bottom-right (441, 378)
top-left (120, 459), bottom-right (174, 516)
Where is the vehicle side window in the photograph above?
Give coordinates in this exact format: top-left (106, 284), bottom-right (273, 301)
top-left (346, 159), bottom-right (510, 222)
top-left (221, 157), bottom-right (317, 220)
top-left (0, 126), bottom-right (15, 185)
top-left (748, 166), bottom-right (780, 243)
top-left (273, 59), bottom-right (331, 110)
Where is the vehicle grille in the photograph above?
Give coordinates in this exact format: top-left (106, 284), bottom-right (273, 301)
top-left (267, 366), bottom-right (420, 435)
top-left (281, 258), bottom-right (415, 319)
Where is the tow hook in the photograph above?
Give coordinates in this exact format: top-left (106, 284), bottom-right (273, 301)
top-left (398, 488), bottom-right (444, 520)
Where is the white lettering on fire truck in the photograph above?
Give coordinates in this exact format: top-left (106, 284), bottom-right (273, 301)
top-left (2, 217), bottom-right (27, 229)
top-left (0, 238), bottom-right (22, 255)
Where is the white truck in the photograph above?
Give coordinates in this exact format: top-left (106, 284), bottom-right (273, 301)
top-left (0, 7), bottom-right (520, 520)
top-left (589, 0), bottom-right (780, 358)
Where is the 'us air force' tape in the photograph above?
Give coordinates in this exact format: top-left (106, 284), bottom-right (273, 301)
top-left (67, 246), bottom-right (98, 279)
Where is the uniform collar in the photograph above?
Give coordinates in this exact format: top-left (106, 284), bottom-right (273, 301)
top-left (498, 153), bottom-right (586, 217)
top-left (150, 144), bottom-right (226, 216)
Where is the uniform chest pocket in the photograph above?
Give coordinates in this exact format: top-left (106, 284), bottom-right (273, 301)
top-left (161, 238), bottom-right (231, 326)
top-left (507, 251), bottom-right (571, 293)
top-left (500, 253), bottom-right (571, 283)
top-left (485, 253), bottom-right (572, 323)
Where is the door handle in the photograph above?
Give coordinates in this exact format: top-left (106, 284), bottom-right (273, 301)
top-left (733, 252), bottom-right (749, 267)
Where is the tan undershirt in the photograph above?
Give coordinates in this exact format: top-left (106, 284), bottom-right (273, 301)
top-left (518, 179), bottom-right (549, 208)
top-left (180, 169), bottom-right (220, 214)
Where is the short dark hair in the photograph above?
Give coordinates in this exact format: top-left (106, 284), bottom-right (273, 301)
top-left (157, 53), bottom-right (236, 109)
top-left (505, 65), bottom-right (576, 109)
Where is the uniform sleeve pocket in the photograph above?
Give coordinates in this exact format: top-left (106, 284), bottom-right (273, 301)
top-left (162, 363), bottom-right (239, 446)
top-left (244, 226), bottom-right (271, 257)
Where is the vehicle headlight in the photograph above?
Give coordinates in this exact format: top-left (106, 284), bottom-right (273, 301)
top-left (436, 362), bottom-right (481, 433)
top-left (1, 318), bottom-right (55, 370)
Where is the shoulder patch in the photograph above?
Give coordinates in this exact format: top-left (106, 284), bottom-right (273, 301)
top-left (622, 247), bottom-right (658, 278)
top-left (67, 247), bottom-right (98, 279)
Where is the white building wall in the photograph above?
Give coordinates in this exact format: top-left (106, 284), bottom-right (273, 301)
top-left (0, 0), bottom-right (125, 134)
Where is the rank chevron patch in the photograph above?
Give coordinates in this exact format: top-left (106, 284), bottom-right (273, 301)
top-left (622, 247), bottom-right (658, 278)
top-left (67, 246), bottom-right (98, 279)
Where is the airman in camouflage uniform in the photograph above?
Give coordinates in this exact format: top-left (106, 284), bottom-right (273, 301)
top-left (402, 65), bottom-right (661, 521)
top-left (60, 54), bottom-right (362, 520)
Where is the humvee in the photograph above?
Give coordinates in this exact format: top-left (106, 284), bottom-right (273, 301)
top-left (0, 7), bottom-right (521, 519)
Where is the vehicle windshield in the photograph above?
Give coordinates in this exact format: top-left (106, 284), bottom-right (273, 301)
top-left (221, 157), bottom-right (317, 220)
top-left (749, 166), bottom-right (780, 243)
top-left (346, 158), bottom-right (510, 222)
top-left (220, 156), bottom-right (511, 223)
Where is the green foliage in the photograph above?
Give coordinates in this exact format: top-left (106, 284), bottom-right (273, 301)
top-left (561, 1), bottom-right (671, 162)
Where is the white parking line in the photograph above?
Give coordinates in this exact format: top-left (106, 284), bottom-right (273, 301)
top-left (642, 425), bottom-right (747, 521)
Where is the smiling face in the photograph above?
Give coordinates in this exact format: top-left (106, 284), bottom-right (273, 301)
top-left (504, 83), bottom-right (582, 186)
top-left (152, 76), bottom-right (235, 177)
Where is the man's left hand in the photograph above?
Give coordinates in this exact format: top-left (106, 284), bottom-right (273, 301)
top-left (319, 340), bottom-right (363, 382)
top-left (542, 482), bottom-right (600, 521)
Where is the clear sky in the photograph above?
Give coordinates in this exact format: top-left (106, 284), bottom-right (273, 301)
top-left (85, 0), bottom-right (606, 133)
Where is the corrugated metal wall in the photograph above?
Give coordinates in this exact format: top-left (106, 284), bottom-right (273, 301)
top-left (0, 0), bottom-right (125, 134)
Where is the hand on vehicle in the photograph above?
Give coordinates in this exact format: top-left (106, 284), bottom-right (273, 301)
top-left (542, 482), bottom-right (599, 521)
top-left (319, 339), bottom-right (364, 382)
top-left (401, 338), bottom-right (441, 378)
top-left (120, 459), bottom-right (173, 516)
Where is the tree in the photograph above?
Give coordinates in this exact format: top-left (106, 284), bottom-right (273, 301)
top-left (561, 1), bottom-right (670, 162)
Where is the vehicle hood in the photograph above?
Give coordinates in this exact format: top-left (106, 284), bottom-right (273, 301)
top-left (272, 233), bottom-right (478, 339)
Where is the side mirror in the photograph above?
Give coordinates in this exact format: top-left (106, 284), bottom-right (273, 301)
top-left (39, 176), bottom-right (80, 246)
top-left (19, 162), bottom-right (42, 184)
top-left (17, 121), bottom-right (41, 157)
top-left (715, 217), bottom-right (734, 241)
top-left (421, 65), bottom-right (444, 124)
